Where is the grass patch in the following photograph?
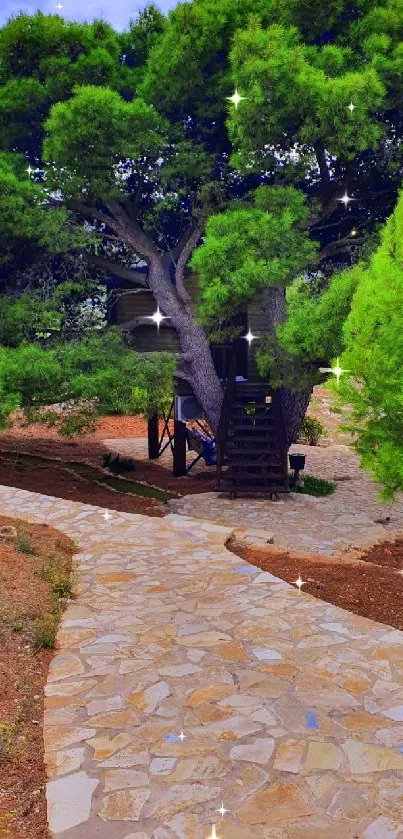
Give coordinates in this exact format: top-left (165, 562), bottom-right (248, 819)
top-left (293, 474), bottom-right (335, 496)
top-left (37, 554), bottom-right (73, 599)
top-left (13, 528), bottom-right (35, 554)
top-left (33, 612), bottom-right (60, 650)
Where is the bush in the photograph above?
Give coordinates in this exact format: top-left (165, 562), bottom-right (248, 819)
top-left (293, 474), bottom-right (335, 496)
top-left (33, 613), bottom-right (59, 649)
top-left (13, 529), bottom-right (35, 554)
top-left (296, 415), bottom-right (327, 446)
top-left (38, 555), bottom-right (72, 599)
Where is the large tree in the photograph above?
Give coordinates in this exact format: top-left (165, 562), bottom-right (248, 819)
top-left (1, 1), bottom-right (403, 445)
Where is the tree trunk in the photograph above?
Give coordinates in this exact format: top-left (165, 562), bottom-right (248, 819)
top-left (261, 285), bottom-right (312, 447)
top-left (148, 257), bottom-right (224, 435)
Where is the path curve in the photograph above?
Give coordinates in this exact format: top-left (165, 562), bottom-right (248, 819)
top-left (2, 484), bottom-right (403, 838)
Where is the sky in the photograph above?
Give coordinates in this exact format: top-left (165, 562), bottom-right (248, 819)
top-left (0, 0), bottom-right (180, 31)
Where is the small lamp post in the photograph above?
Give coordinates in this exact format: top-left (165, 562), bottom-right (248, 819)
top-left (289, 453), bottom-right (306, 487)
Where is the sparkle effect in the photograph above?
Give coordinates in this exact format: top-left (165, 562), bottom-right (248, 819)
top-left (319, 356), bottom-right (351, 384)
top-left (178, 730), bottom-right (186, 741)
top-left (55, 1), bottom-right (64, 9)
top-left (227, 88), bottom-right (246, 109)
top-left (348, 101), bottom-right (355, 113)
top-left (338, 192), bottom-right (354, 208)
top-left (147, 307), bottom-right (169, 331)
top-left (350, 227), bottom-right (358, 236)
top-left (294, 575), bottom-right (306, 591)
top-left (217, 801), bottom-right (228, 818)
top-left (207, 826), bottom-right (220, 839)
top-left (243, 329), bottom-right (257, 345)
top-left (26, 164), bottom-right (33, 177)
top-left (103, 510), bottom-right (110, 521)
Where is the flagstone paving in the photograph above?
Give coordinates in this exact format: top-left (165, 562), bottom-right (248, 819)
top-left (166, 444), bottom-right (403, 556)
top-left (2, 483), bottom-right (403, 838)
top-left (105, 438), bottom-right (403, 556)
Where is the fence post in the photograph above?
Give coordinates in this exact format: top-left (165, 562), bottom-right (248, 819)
top-left (173, 419), bottom-right (187, 477)
top-left (148, 414), bottom-right (160, 459)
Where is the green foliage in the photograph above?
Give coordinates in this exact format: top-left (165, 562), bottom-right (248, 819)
top-left (43, 85), bottom-right (169, 200)
top-left (0, 14), bottom-right (130, 154)
top-left (254, 265), bottom-right (362, 389)
top-left (119, 5), bottom-right (166, 70)
top-left (294, 474), bottom-right (335, 496)
top-left (227, 19), bottom-right (386, 172)
top-left (33, 613), bottom-right (59, 650)
top-left (0, 292), bottom-right (62, 347)
top-left (279, 266), bottom-right (363, 362)
top-left (13, 530), bottom-right (35, 555)
top-left (0, 153), bottom-right (88, 268)
top-left (336, 187), bottom-right (403, 498)
top-left (296, 415), bottom-right (327, 445)
top-left (140, 0), bottom-right (269, 132)
top-left (0, 328), bottom-right (175, 434)
top-left (38, 557), bottom-right (72, 599)
top-left (190, 185), bottom-right (317, 331)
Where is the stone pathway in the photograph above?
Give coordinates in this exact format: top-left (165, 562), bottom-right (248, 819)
top-left (166, 444), bottom-right (403, 556)
top-left (2, 484), bottom-right (403, 838)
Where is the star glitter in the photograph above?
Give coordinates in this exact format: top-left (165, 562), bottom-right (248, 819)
top-left (103, 510), bottom-right (110, 521)
top-left (55, 1), bottom-right (64, 9)
top-left (227, 88), bottom-right (246, 109)
top-left (319, 356), bottom-right (351, 384)
top-left (293, 575), bottom-right (306, 591)
top-left (26, 164), bottom-right (33, 177)
top-left (147, 307), bottom-right (169, 331)
top-left (348, 101), bottom-right (355, 113)
top-left (217, 801), bottom-right (228, 818)
top-left (178, 730), bottom-right (186, 741)
top-left (243, 329), bottom-right (257, 345)
top-left (338, 192), bottom-right (354, 208)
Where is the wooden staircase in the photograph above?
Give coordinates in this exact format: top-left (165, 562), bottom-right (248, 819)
top-left (217, 378), bottom-right (289, 497)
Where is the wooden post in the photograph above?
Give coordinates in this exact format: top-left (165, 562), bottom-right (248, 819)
top-left (173, 418), bottom-right (187, 477)
top-left (148, 414), bottom-right (160, 459)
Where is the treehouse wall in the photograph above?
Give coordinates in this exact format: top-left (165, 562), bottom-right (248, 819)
top-left (113, 288), bottom-right (181, 353)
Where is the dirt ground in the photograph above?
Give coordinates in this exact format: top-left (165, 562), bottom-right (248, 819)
top-left (0, 515), bottom-right (75, 839)
top-left (230, 537), bottom-right (403, 632)
top-left (0, 432), bottom-right (216, 515)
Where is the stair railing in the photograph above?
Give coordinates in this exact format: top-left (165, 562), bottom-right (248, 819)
top-left (272, 388), bottom-right (289, 487)
top-left (216, 344), bottom-right (238, 490)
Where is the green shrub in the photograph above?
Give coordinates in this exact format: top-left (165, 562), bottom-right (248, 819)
top-left (38, 556), bottom-right (72, 599)
top-left (293, 474), bottom-right (335, 496)
top-left (296, 415), bottom-right (327, 446)
top-left (13, 529), bottom-right (35, 554)
top-left (33, 613), bottom-right (58, 649)
top-left (58, 410), bottom-right (97, 437)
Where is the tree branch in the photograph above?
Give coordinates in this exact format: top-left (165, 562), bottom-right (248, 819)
top-left (171, 226), bottom-right (195, 262)
top-left (105, 199), bottom-right (161, 263)
top-left (67, 201), bottom-right (124, 232)
top-left (174, 223), bottom-right (203, 304)
top-left (84, 253), bottom-right (149, 286)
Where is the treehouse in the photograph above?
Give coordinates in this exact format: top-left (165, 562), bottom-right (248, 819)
top-left (107, 266), bottom-right (289, 496)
